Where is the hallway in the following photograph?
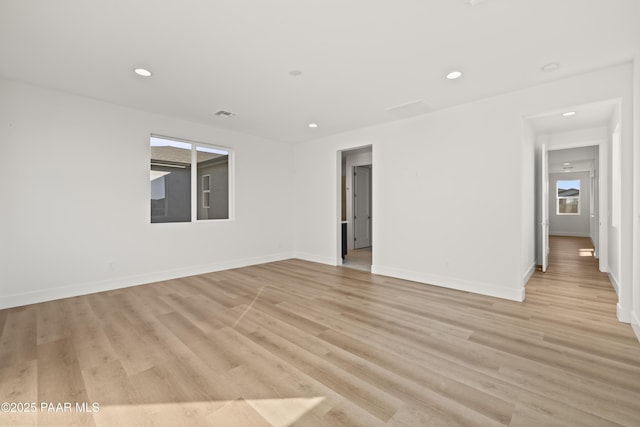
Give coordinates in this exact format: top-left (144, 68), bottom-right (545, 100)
top-left (525, 236), bottom-right (636, 367)
top-left (532, 236), bottom-right (615, 303)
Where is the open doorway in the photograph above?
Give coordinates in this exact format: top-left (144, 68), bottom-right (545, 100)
top-left (339, 146), bottom-right (372, 272)
top-left (528, 99), bottom-right (617, 276)
top-left (545, 145), bottom-right (601, 271)
top-left (527, 99), bottom-right (631, 325)
top-left (538, 140), bottom-right (608, 274)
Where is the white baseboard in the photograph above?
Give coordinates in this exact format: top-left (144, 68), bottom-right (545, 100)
top-left (632, 311), bottom-right (640, 344)
top-left (608, 272), bottom-right (620, 294)
top-left (589, 236), bottom-right (599, 258)
top-left (371, 265), bottom-right (524, 302)
top-left (617, 303), bottom-right (631, 324)
top-left (0, 252), bottom-right (294, 310)
top-left (523, 263), bottom-right (536, 286)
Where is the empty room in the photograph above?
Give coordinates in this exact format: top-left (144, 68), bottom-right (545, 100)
top-left (1, 1), bottom-right (640, 426)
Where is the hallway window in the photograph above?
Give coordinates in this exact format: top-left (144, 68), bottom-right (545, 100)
top-left (557, 179), bottom-right (580, 215)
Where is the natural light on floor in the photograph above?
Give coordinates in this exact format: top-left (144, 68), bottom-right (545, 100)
top-left (74, 397), bottom-right (326, 426)
top-left (579, 248), bottom-right (595, 257)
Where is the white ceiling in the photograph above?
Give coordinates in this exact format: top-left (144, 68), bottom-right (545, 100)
top-left (1, 0), bottom-right (638, 143)
top-left (548, 146), bottom-right (599, 174)
top-left (527, 99), bottom-right (618, 136)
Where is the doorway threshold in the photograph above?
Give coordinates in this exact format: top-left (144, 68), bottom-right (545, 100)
top-left (341, 248), bottom-right (372, 272)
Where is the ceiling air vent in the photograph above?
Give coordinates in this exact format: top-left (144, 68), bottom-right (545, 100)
top-left (385, 99), bottom-right (432, 119)
top-left (214, 110), bottom-right (236, 118)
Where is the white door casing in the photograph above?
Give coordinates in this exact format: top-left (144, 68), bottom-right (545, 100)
top-left (540, 143), bottom-right (549, 273)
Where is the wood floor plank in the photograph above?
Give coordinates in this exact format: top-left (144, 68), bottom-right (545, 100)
top-left (127, 366), bottom-right (213, 426)
top-left (64, 298), bottom-right (118, 371)
top-left (498, 365), bottom-right (640, 426)
top-left (508, 402), bottom-right (622, 427)
top-left (158, 311), bottom-right (242, 373)
top-left (0, 307), bottom-right (37, 369)
top-left (542, 327), bottom-right (640, 367)
top-left (322, 347), bottom-right (511, 427)
top-left (0, 310), bottom-right (7, 340)
top-left (100, 310), bottom-right (169, 376)
top-left (0, 236), bottom-right (639, 426)
top-left (37, 338), bottom-right (95, 426)
top-left (0, 360), bottom-right (38, 426)
top-left (234, 317), bottom-right (404, 422)
top-left (234, 299), bottom-right (514, 425)
top-left (35, 300), bottom-right (71, 345)
top-left (206, 398), bottom-right (272, 427)
top-left (160, 293), bottom-right (229, 333)
top-left (469, 329), bottom-right (640, 393)
top-left (81, 360), bottom-right (151, 427)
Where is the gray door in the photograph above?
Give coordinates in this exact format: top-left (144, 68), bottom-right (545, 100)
top-left (353, 165), bottom-right (372, 249)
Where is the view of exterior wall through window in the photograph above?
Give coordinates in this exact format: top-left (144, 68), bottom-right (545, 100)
top-left (150, 135), bottom-right (230, 223)
top-left (556, 179), bottom-right (580, 215)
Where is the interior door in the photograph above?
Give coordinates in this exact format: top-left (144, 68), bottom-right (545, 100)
top-left (540, 144), bottom-right (549, 272)
top-left (353, 165), bottom-right (372, 249)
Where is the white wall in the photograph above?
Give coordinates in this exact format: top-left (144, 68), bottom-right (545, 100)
top-left (1, 66), bottom-right (636, 325)
top-left (591, 158), bottom-right (600, 255)
top-left (0, 78), bottom-right (295, 309)
top-left (521, 121), bottom-right (536, 284)
top-left (294, 64), bottom-right (634, 303)
top-left (633, 50), bottom-right (640, 340)
top-left (609, 108), bottom-right (623, 294)
top-left (548, 171), bottom-right (591, 237)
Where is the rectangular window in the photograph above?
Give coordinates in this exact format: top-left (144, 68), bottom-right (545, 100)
top-left (196, 145), bottom-right (229, 220)
top-left (150, 135), bottom-right (230, 223)
top-left (557, 179), bottom-right (580, 215)
top-left (201, 174), bottom-right (211, 208)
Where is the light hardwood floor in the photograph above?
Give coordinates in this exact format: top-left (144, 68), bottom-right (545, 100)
top-left (1, 236), bottom-right (639, 426)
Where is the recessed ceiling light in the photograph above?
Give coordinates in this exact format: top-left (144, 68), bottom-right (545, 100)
top-left (446, 70), bottom-right (463, 80)
top-left (562, 111), bottom-right (576, 117)
top-left (563, 162), bottom-right (571, 166)
top-left (134, 68), bottom-right (152, 77)
top-left (541, 62), bottom-right (560, 73)
top-left (308, 123), bottom-right (318, 128)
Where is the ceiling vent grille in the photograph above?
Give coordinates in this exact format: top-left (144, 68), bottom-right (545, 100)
top-left (385, 99), bottom-right (432, 119)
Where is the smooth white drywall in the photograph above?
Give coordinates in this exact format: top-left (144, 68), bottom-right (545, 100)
top-left (293, 63), bottom-right (634, 303)
top-left (549, 172), bottom-right (591, 237)
top-left (608, 110), bottom-right (623, 292)
top-left (633, 51), bottom-right (640, 340)
top-left (0, 78), bottom-right (294, 309)
top-left (522, 121), bottom-right (536, 284)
